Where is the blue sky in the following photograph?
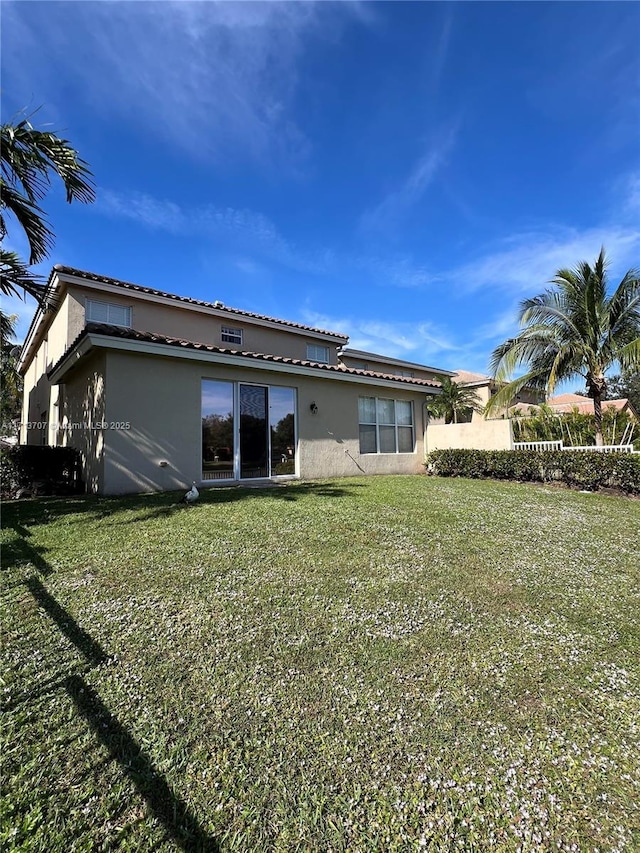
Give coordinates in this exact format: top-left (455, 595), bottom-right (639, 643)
top-left (2, 1), bottom-right (639, 381)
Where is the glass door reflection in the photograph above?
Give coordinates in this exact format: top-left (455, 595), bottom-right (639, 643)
top-left (240, 384), bottom-right (268, 479)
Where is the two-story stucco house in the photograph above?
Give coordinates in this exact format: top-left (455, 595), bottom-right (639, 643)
top-left (452, 370), bottom-right (545, 420)
top-left (17, 266), bottom-right (452, 495)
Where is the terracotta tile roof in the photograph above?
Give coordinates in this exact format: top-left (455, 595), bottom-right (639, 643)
top-left (547, 393), bottom-right (585, 406)
top-left (50, 323), bottom-right (443, 389)
top-left (50, 264), bottom-right (349, 340)
top-left (547, 393), bottom-right (631, 414)
top-left (452, 369), bottom-right (492, 385)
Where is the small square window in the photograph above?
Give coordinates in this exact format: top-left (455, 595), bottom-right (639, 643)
top-left (306, 343), bottom-right (329, 363)
top-left (221, 326), bottom-right (243, 345)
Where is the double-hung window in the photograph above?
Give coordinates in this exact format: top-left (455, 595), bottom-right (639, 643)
top-left (358, 396), bottom-right (414, 454)
top-left (306, 343), bottom-right (329, 363)
top-left (86, 299), bottom-right (132, 327)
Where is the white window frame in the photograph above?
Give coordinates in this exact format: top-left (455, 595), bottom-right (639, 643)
top-left (358, 396), bottom-right (415, 455)
top-left (221, 326), bottom-right (243, 346)
top-left (306, 343), bottom-right (330, 363)
top-left (86, 299), bottom-right (132, 328)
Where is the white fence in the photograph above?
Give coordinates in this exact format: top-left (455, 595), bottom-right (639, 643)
top-left (513, 440), bottom-right (562, 451)
top-left (513, 440), bottom-right (636, 454)
top-left (563, 444), bottom-right (636, 454)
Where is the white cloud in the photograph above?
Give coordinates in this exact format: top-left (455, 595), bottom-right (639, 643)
top-left (451, 226), bottom-right (640, 298)
top-left (429, 4), bottom-right (455, 95)
top-left (100, 191), bottom-right (186, 233)
top-left (359, 120), bottom-right (460, 233)
top-left (98, 189), bottom-right (327, 275)
top-left (299, 309), bottom-right (458, 364)
top-left (621, 172), bottom-right (640, 216)
top-left (97, 187), bottom-right (449, 292)
top-left (2, 1), bottom-right (363, 171)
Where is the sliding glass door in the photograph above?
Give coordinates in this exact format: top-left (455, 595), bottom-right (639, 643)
top-left (202, 380), bottom-right (296, 481)
top-left (201, 380), bottom-right (235, 480)
top-left (269, 386), bottom-right (296, 475)
top-left (239, 384), bottom-right (268, 479)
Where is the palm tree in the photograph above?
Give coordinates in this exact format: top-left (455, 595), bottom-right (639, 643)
top-left (1, 112), bottom-right (95, 303)
top-left (1, 313), bottom-right (23, 436)
top-left (488, 249), bottom-right (640, 446)
top-left (427, 377), bottom-right (484, 424)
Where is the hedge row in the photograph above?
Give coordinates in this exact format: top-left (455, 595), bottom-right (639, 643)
top-left (426, 448), bottom-right (640, 494)
top-left (1, 445), bottom-right (83, 497)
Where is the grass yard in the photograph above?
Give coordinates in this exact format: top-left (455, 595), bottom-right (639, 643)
top-left (1, 475), bottom-right (639, 852)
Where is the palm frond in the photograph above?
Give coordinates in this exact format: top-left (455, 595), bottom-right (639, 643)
top-left (488, 249), bottom-right (640, 433)
top-left (1, 117), bottom-right (95, 205)
top-left (426, 377), bottom-right (483, 423)
top-left (0, 309), bottom-right (17, 345)
top-left (485, 371), bottom-right (542, 415)
top-left (0, 180), bottom-right (54, 263)
top-left (0, 248), bottom-right (47, 302)
top-left (617, 338), bottom-right (640, 372)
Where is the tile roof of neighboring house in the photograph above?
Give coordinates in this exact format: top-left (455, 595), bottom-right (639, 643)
top-left (547, 393), bottom-right (632, 415)
top-left (49, 265), bottom-right (349, 340)
top-left (452, 370), bottom-right (492, 385)
top-left (49, 323), bottom-right (443, 389)
top-left (339, 348), bottom-right (455, 377)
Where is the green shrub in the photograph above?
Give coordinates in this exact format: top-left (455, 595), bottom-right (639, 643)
top-left (427, 448), bottom-right (640, 494)
top-left (1, 445), bottom-right (83, 497)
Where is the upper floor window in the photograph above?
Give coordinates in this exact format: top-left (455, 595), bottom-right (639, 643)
top-left (221, 326), bottom-right (243, 346)
top-left (86, 299), bottom-right (131, 328)
top-left (395, 369), bottom-right (415, 378)
top-left (306, 343), bottom-right (329, 363)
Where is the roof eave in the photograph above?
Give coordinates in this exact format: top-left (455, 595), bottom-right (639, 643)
top-left (48, 330), bottom-right (442, 393)
top-left (339, 348), bottom-right (455, 376)
top-left (55, 267), bottom-right (349, 342)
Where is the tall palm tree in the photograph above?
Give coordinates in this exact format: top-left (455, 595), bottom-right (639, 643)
top-left (488, 249), bottom-right (640, 445)
top-left (1, 112), bottom-right (95, 303)
top-left (427, 377), bottom-right (484, 424)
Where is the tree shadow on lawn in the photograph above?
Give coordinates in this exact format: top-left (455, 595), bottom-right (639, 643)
top-left (2, 480), bottom-right (363, 529)
top-left (1, 536), bottom-right (54, 577)
top-left (6, 570), bottom-right (222, 851)
top-left (65, 674), bottom-right (220, 852)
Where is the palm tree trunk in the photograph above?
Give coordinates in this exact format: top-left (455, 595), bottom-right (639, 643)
top-left (593, 393), bottom-right (604, 446)
top-left (588, 373), bottom-right (606, 447)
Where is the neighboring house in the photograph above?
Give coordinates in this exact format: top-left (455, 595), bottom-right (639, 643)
top-left (18, 265), bottom-right (449, 495)
top-left (339, 349), bottom-right (454, 385)
top-left (452, 370), bottom-right (544, 421)
top-left (546, 393), bottom-right (638, 419)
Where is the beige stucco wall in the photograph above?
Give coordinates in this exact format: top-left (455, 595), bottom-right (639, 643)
top-left (72, 349), bottom-right (432, 494)
top-left (425, 419), bottom-right (513, 452)
top-left (68, 285), bottom-right (342, 364)
top-left (466, 383), bottom-right (544, 422)
top-left (20, 291), bottom-right (80, 445)
top-left (469, 385), bottom-right (491, 422)
top-left (58, 351), bottom-right (107, 493)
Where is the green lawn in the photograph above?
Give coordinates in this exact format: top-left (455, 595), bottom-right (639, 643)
top-left (2, 476), bottom-right (639, 852)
